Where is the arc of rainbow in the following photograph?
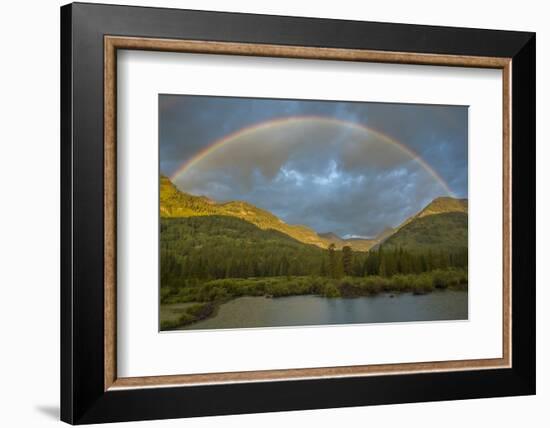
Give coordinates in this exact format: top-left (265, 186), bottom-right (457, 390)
top-left (170, 115), bottom-right (453, 196)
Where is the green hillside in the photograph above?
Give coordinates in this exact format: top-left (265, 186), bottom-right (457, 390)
top-left (161, 215), bottom-right (467, 304)
top-left (160, 174), bottom-right (218, 217)
top-left (161, 175), bottom-right (329, 248)
top-left (382, 211), bottom-right (468, 251)
top-left (161, 216), bottom-right (327, 288)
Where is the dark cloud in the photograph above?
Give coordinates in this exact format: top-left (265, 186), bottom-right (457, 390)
top-left (160, 95), bottom-right (467, 237)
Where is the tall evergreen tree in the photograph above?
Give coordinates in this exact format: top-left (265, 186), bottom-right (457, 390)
top-left (319, 257), bottom-right (328, 276)
top-left (279, 254), bottom-right (290, 276)
top-left (365, 251), bottom-right (379, 276)
top-left (328, 243), bottom-right (337, 278)
top-left (342, 246), bottom-right (353, 276)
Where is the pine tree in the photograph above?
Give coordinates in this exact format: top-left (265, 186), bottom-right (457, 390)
top-left (365, 251), bottom-right (379, 276)
top-left (385, 251), bottom-right (397, 277)
top-left (279, 255), bottom-right (290, 276)
top-left (342, 246), bottom-right (353, 276)
top-left (379, 257), bottom-right (387, 277)
top-left (352, 257), bottom-right (363, 276)
top-left (319, 257), bottom-right (328, 276)
top-left (328, 243), bottom-right (337, 278)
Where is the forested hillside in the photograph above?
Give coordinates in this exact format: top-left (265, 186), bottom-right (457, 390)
top-left (382, 212), bottom-right (468, 251)
top-left (161, 216), bottom-right (467, 287)
top-left (161, 216), bottom-right (326, 287)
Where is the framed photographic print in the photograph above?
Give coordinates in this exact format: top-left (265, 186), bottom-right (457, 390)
top-left (158, 94), bottom-right (470, 331)
top-left (60, 2), bottom-right (536, 424)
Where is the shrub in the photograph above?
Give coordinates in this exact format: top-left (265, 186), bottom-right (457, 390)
top-left (432, 271), bottom-right (448, 289)
top-left (186, 302), bottom-right (214, 318)
top-left (160, 269), bottom-right (467, 305)
top-left (412, 275), bottom-right (434, 294)
top-left (322, 283), bottom-right (341, 297)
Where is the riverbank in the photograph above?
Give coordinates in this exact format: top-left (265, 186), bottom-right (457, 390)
top-left (160, 268), bottom-right (467, 330)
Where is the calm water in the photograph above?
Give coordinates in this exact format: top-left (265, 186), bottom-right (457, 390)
top-left (177, 290), bottom-right (468, 331)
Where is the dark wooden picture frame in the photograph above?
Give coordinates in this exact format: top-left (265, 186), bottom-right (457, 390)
top-left (61, 2), bottom-right (535, 424)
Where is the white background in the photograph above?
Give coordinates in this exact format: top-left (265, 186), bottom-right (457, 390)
top-left (0, 0), bottom-right (546, 427)
top-left (118, 51), bottom-right (503, 378)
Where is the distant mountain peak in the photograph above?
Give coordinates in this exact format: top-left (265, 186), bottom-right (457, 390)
top-left (318, 232), bottom-right (377, 251)
top-left (415, 196), bottom-right (468, 219)
top-left (318, 232), bottom-right (344, 242)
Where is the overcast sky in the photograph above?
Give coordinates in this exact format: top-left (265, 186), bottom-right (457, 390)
top-left (160, 94), bottom-right (467, 238)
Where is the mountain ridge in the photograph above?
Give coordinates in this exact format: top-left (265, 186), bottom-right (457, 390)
top-left (161, 175), bottom-right (467, 252)
top-left (161, 175), bottom-right (328, 248)
top-left (400, 196), bottom-right (467, 227)
top-left (373, 197), bottom-right (468, 251)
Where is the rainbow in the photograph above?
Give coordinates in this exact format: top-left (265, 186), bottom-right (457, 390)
top-left (170, 115), bottom-right (453, 196)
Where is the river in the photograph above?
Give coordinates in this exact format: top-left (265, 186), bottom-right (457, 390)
top-left (174, 290), bottom-right (468, 330)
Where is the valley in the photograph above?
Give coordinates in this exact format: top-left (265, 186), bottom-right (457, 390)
top-left (159, 175), bottom-right (468, 330)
